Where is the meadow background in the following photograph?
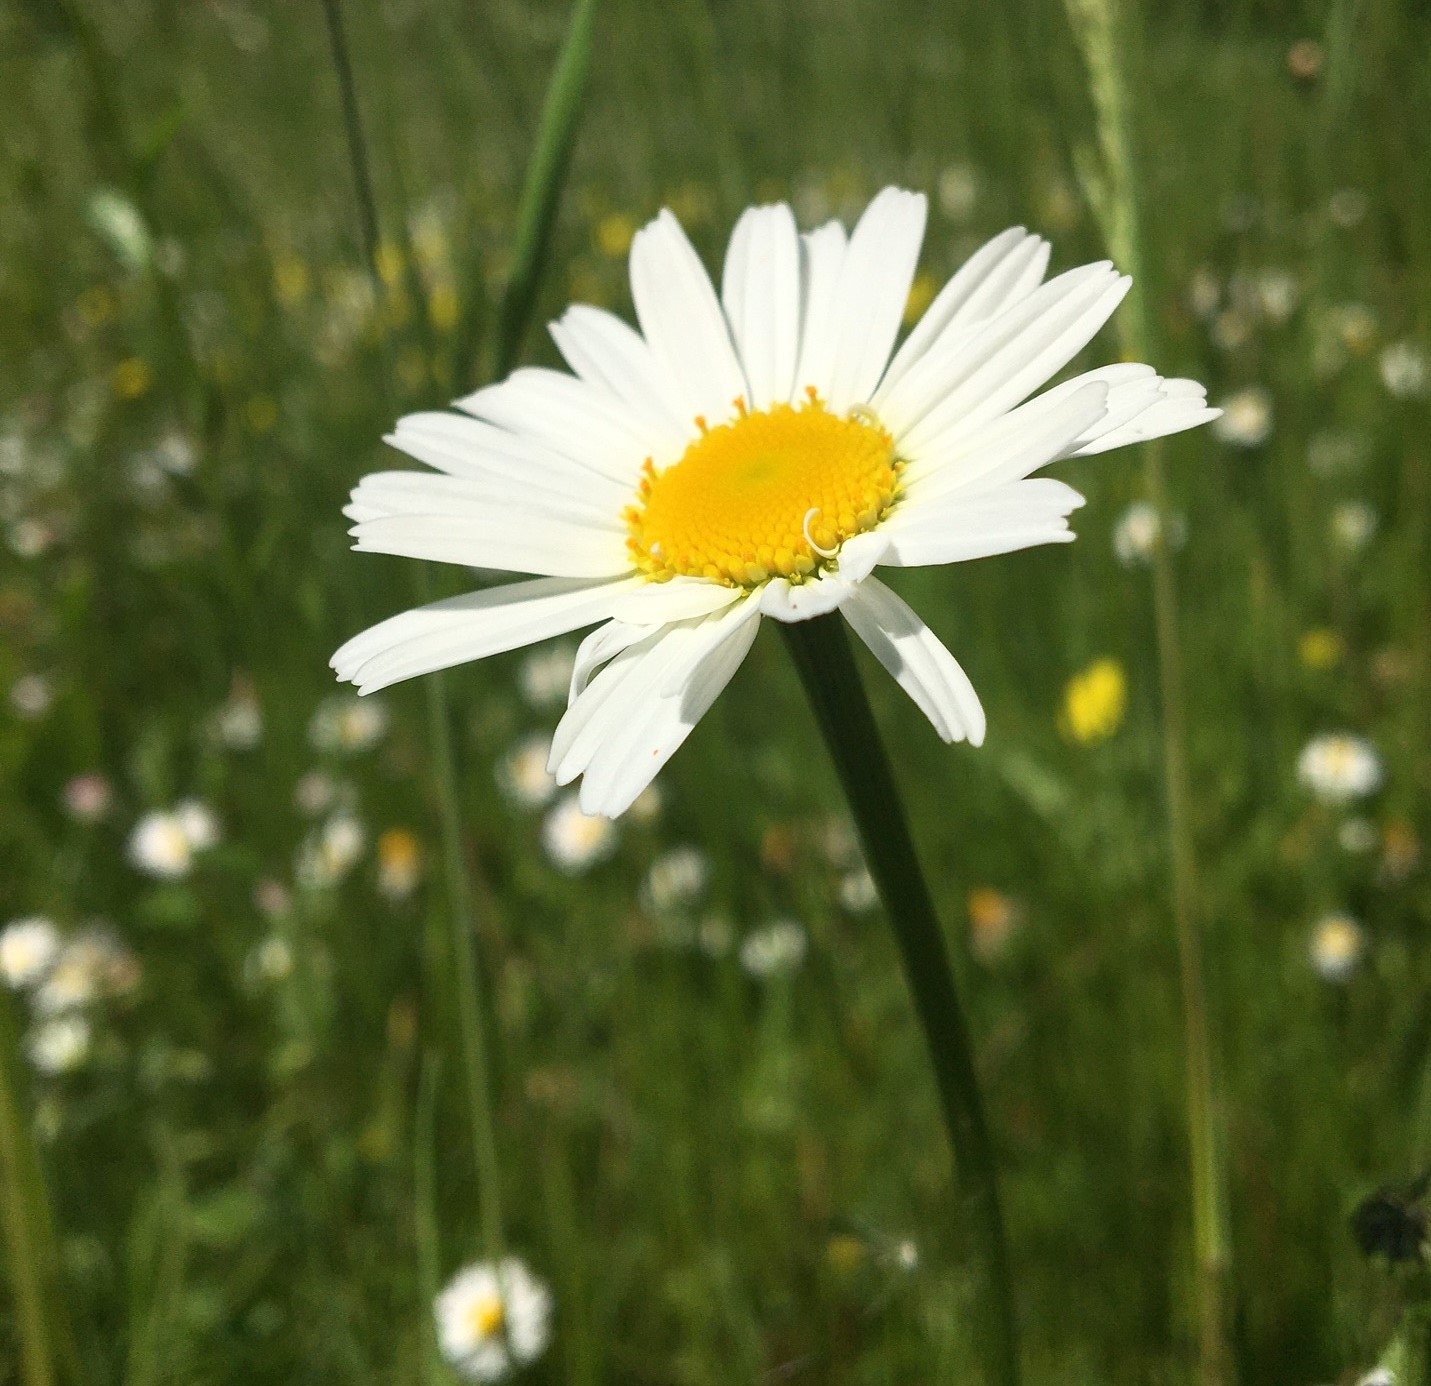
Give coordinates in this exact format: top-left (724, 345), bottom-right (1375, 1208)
top-left (2, 0), bottom-right (1429, 1381)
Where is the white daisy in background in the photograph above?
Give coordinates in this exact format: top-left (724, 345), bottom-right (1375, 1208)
top-left (61, 772), bottom-right (112, 823)
top-left (10, 672), bottom-right (54, 720)
top-left (1378, 340), bottom-right (1428, 399)
top-left (517, 642), bottom-right (578, 710)
top-left (1112, 499), bottom-right (1186, 567)
top-left (33, 929), bottom-right (140, 1016)
top-left (211, 677), bottom-right (263, 750)
top-left (128, 802), bottom-right (221, 880)
top-left (1330, 500), bottom-right (1378, 554)
top-left (541, 793), bottom-right (618, 873)
top-left (308, 692), bottom-right (389, 754)
top-left (1, 916), bottom-right (61, 990)
top-left (1211, 386), bottom-right (1272, 448)
top-left (639, 844), bottom-right (710, 914)
top-left (739, 918), bottom-right (808, 978)
top-left (837, 866), bottom-right (878, 913)
top-left (435, 1257), bottom-right (553, 1383)
top-left (1309, 913), bottom-right (1365, 984)
top-left (27, 1015), bottom-right (93, 1076)
top-left (496, 732), bottom-right (558, 809)
top-left (333, 189), bottom-right (1217, 816)
top-left (1297, 732), bottom-right (1383, 805)
top-left (296, 812), bottom-right (367, 890)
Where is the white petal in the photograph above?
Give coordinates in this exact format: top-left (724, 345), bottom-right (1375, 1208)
top-left (551, 598), bottom-right (762, 817)
top-left (629, 209), bottom-right (747, 428)
top-left (879, 477), bottom-right (1087, 567)
top-left (822, 188), bottom-right (928, 411)
top-left (344, 469), bottom-right (622, 532)
top-left (888, 263), bottom-right (1129, 451)
top-left (900, 380), bottom-right (1111, 502)
top-left (606, 577), bottom-right (742, 625)
top-left (567, 619), bottom-right (651, 703)
top-left (1066, 374), bottom-right (1220, 456)
top-left (349, 510), bottom-right (629, 579)
top-left (387, 412), bottom-right (631, 510)
top-left (792, 220), bottom-right (848, 400)
top-left (874, 227), bottom-right (1049, 403)
top-left (842, 578), bottom-right (985, 744)
top-left (331, 576), bottom-right (640, 695)
top-left (548, 304), bottom-right (690, 461)
top-left (720, 204), bottom-right (801, 410)
top-left (455, 368), bottom-right (651, 486)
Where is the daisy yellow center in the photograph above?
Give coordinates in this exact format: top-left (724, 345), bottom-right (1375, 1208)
top-left (625, 395), bottom-right (901, 586)
top-left (466, 1293), bottom-right (505, 1341)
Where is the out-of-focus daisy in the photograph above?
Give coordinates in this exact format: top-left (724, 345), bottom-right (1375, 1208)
top-left (61, 772), bottom-right (112, 823)
top-left (253, 878), bottom-right (293, 918)
top-left (435, 1257), bottom-right (553, 1383)
top-left (1332, 302), bottom-right (1378, 355)
top-left (212, 677), bottom-right (263, 750)
top-left (1337, 818), bottom-right (1378, 854)
top-left (1060, 657), bottom-right (1126, 744)
top-left (308, 692), bottom-right (389, 754)
top-left (838, 866), bottom-right (878, 913)
top-left (1185, 266), bottom-right (1220, 321)
top-left (1251, 268), bottom-right (1299, 324)
top-left (1379, 340), bottom-right (1429, 399)
top-left (967, 887), bottom-right (1022, 963)
top-left (128, 802), bottom-right (221, 880)
top-left (517, 643), bottom-right (577, 710)
top-left (34, 929), bottom-right (140, 1015)
top-left (740, 918), bottom-right (808, 978)
top-left (333, 191), bottom-right (1217, 817)
top-left (936, 164), bottom-right (979, 222)
top-left (294, 770), bottom-right (343, 816)
top-left (377, 827), bottom-right (424, 901)
top-left (1297, 733), bottom-right (1383, 804)
top-left (1, 917), bottom-right (61, 990)
top-left (1286, 38), bottom-right (1324, 81)
top-left (1330, 500), bottom-right (1378, 554)
top-left (244, 934), bottom-right (295, 986)
top-left (27, 1015), bottom-right (92, 1075)
top-left (639, 845), bottom-right (709, 914)
top-left (1309, 913), bottom-right (1364, 983)
top-left (497, 733), bottom-right (558, 809)
top-left (627, 782), bottom-right (664, 823)
top-left (1112, 499), bottom-right (1185, 567)
top-left (10, 672), bottom-right (53, 719)
top-left (541, 794), bottom-right (618, 873)
top-left (1211, 387), bottom-right (1272, 447)
top-left (296, 813), bottom-right (367, 889)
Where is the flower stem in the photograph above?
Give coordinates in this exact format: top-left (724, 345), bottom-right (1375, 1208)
top-left (1064, 1), bottom-right (1232, 1378)
top-left (781, 614), bottom-right (1019, 1386)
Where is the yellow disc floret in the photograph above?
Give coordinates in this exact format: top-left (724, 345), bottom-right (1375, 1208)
top-left (626, 392), bottom-right (902, 586)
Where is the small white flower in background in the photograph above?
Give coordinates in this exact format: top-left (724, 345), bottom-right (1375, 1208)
top-left (33, 929), bottom-right (140, 1016)
top-left (245, 934), bottom-right (294, 986)
top-left (152, 429), bottom-right (197, 477)
top-left (1379, 340), bottom-right (1429, 399)
top-left (1309, 914), bottom-right (1365, 984)
top-left (1297, 733), bottom-right (1383, 805)
top-left (1185, 266), bottom-right (1220, 321)
top-left (936, 163), bottom-right (979, 222)
top-left (61, 772), bottom-right (112, 823)
top-left (85, 187), bottom-right (152, 272)
top-left (8, 516), bottom-right (56, 558)
top-left (1112, 500), bottom-right (1186, 568)
top-left (740, 919), bottom-right (808, 979)
top-left (27, 1015), bottom-right (92, 1076)
top-left (627, 782), bottom-right (664, 823)
top-left (1356, 1369), bottom-right (1395, 1386)
top-left (294, 770), bottom-right (343, 816)
top-left (1330, 500), bottom-right (1378, 555)
top-left (253, 878), bottom-right (292, 918)
top-left (333, 192), bottom-right (1217, 817)
top-left (517, 643), bottom-right (577, 710)
top-left (377, 828), bottom-right (424, 901)
top-left (497, 733), bottom-right (558, 810)
top-left (211, 679), bottom-right (263, 750)
top-left (10, 672), bottom-right (53, 719)
top-left (639, 845), bottom-right (709, 914)
top-left (308, 692), bottom-right (389, 754)
top-left (435, 1257), bottom-right (553, 1383)
top-left (893, 1238), bottom-right (920, 1271)
top-left (1251, 267), bottom-right (1299, 325)
top-left (128, 802), bottom-right (221, 880)
top-left (1337, 818), bottom-right (1379, 854)
top-left (541, 794), bottom-right (618, 874)
top-left (838, 867), bottom-right (878, 913)
top-left (296, 813), bottom-right (367, 890)
top-left (1211, 387), bottom-right (1273, 448)
top-left (1, 917), bottom-right (61, 989)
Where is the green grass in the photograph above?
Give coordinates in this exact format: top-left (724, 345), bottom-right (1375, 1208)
top-left (2, 0), bottom-right (1431, 1381)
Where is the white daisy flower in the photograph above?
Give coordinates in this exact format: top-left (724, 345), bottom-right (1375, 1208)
top-left (435, 1257), bottom-right (553, 1382)
top-left (33, 929), bottom-right (140, 1016)
top-left (27, 1015), bottom-right (92, 1075)
top-left (1211, 386), bottom-right (1272, 448)
top-left (61, 772), bottom-right (112, 823)
top-left (1297, 732), bottom-right (1383, 804)
top-left (128, 803), bottom-right (221, 880)
top-left (517, 642), bottom-right (578, 710)
top-left (639, 844), bottom-right (710, 914)
top-left (1379, 340), bottom-right (1429, 399)
top-left (308, 692), bottom-right (389, 754)
top-left (296, 813), bottom-right (367, 889)
top-left (497, 732), bottom-right (558, 809)
top-left (740, 918), bottom-right (808, 978)
top-left (1, 916), bottom-right (62, 990)
top-left (333, 190), bottom-right (1218, 817)
top-left (1112, 499), bottom-right (1186, 567)
top-left (541, 793), bottom-right (618, 873)
top-left (1309, 913), bottom-right (1365, 983)
top-left (1330, 500), bottom-right (1377, 554)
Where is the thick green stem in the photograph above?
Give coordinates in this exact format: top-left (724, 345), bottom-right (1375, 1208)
top-left (782, 615), bottom-right (1019, 1386)
top-left (1064, 0), bottom-right (1231, 1378)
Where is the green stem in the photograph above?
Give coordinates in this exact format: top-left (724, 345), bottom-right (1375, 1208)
top-left (781, 615), bottom-right (1019, 1386)
top-left (1064, 0), bottom-right (1231, 1379)
top-left (0, 993), bottom-right (57, 1386)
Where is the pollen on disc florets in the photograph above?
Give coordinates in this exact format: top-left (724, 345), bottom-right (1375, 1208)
top-left (625, 389), bottom-right (903, 586)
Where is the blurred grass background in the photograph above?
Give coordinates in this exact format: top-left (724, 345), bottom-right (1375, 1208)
top-left (2, 0), bottom-right (1430, 1381)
